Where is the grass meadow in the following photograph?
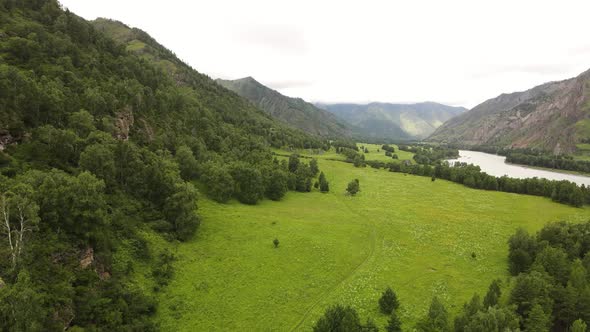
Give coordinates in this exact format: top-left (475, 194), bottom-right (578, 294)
top-left (149, 156), bottom-right (590, 331)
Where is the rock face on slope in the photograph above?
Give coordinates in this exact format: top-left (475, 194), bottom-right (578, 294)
top-left (428, 69), bottom-right (590, 154)
top-left (216, 77), bottom-right (352, 139)
top-left (318, 102), bottom-right (466, 140)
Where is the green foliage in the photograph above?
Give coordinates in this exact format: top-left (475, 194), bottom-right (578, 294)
top-left (273, 238), bottom-right (279, 248)
top-left (0, 271), bottom-right (45, 331)
top-left (482, 279), bottom-right (501, 308)
top-left (509, 271), bottom-right (554, 318)
top-left (175, 145), bottom-right (199, 181)
top-left (79, 143), bottom-right (117, 188)
top-left (289, 154), bottom-right (300, 173)
top-left (266, 169), bottom-right (288, 201)
top-left (152, 250), bottom-right (176, 289)
top-left (385, 311), bottom-right (402, 332)
top-left (571, 319), bottom-right (588, 332)
top-left (524, 304), bottom-right (550, 332)
top-left (347, 179), bottom-right (360, 195)
top-left (68, 110), bottom-right (96, 138)
top-left (508, 228), bottom-right (538, 275)
top-left (462, 306), bottom-right (520, 332)
top-left (163, 182), bottom-right (200, 241)
top-left (319, 171), bottom-right (330, 193)
top-left (313, 304), bottom-right (363, 332)
top-left (230, 163), bottom-right (265, 204)
top-left (310, 158), bottom-right (319, 177)
top-left (200, 162), bottom-right (234, 203)
top-left (379, 287), bottom-right (399, 314)
top-left (416, 296), bottom-right (450, 332)
top-left (453, 294), bottom-right (482, 331)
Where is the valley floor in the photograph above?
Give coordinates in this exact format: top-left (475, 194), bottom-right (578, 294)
top-left (153, 156), bottom-right (590, 331)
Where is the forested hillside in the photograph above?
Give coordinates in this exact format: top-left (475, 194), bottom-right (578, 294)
top-left (216, 76), bottom-right (352, 139)
top-left (0, 1), bottom-right (327, 330)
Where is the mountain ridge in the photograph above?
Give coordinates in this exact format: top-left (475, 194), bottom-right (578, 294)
top-left (317, 102), bottom-right (467, 140)
top-left (216, 76), bottom-right (352, 139)
top-left (428, 69), bottom-right (590, 153)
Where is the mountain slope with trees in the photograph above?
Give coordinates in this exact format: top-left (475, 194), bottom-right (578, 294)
top-left (318, 102), bottom-right (466, 140)
top-left (216, 77), bottom-right (352, 139)
top-left (428, 69), bottom-right (590, 154)
top-left (0, 2), bottom-right (327, 330)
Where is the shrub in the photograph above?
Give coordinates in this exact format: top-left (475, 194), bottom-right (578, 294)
top-left (379, 287), bottom-right (400, 314)
top-left (346, 179), bottom-right (360, 195)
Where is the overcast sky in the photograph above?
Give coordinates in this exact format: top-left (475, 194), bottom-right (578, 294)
top-left (59, 0), bottom-right (590, 108)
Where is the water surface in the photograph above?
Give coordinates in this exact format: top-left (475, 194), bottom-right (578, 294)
top-left (447, 150), bottom-right (590, 187)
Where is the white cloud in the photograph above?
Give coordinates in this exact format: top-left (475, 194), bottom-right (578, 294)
top-left (59, 0), bottom-right (590, 108)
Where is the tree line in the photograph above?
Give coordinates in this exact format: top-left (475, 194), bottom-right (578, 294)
top-left (366, 159), bottom-right (587, 207)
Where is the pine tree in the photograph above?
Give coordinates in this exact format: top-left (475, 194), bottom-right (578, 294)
top-left (571, 319), bottom-right (587, 332)
top-left (525, 304), bottom-right (550, 332)
top-left (379, 287), bottom-right (400, 314)
top-left (385, 311), bottom-right (402, 332)
top-left (483, 279), bottom-right (501, 308)
top-left (416, 296), bottom-right (450, 332)
top-left (319, 172), bottom-right (330, 193)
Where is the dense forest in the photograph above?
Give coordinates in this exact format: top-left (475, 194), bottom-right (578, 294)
top-left (0, 1), bottom-right (327, 330)
top-left (313, 220), bottom-right (590, 332)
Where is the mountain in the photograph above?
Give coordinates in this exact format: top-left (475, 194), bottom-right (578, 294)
top-left (216, 77), bottom-right (351, 139)
top-left (428, 69), bottom-right (590, 154)
top-left (317, 102), bottom-right (467, 140)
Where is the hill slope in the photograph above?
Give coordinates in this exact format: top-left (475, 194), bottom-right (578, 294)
top-left (428, 69), bottom-right (590, 154)
top-left (216, 77), bottom-right (352, 139)
top-left (318, 102), bottom-right (466, 140)
top-left (0, 4), bottom-right (325, 330)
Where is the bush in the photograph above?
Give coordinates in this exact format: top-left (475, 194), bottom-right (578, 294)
top-left (313, 305), bottom-right (363, 332)
top-left (346, 179), bottom-right (360, 195)
top-left (319, 172), bottom-right (330, 193)
top-left (379, 287), bottom-right (400, 314)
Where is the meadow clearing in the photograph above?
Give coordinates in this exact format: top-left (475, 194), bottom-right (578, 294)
top-left (151, 150), bottom-right (590, 331)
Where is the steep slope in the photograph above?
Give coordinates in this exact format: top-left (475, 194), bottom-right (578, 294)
top-left (428, 69), bottom-right (590, 154)
top-left (0, 4), bottom-right (326, 330)
top-left (318, 102), bottom-right (466, 140)
top-left (216, 77), bottom-right (352, 139)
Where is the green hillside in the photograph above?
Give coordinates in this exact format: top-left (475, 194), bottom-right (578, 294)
top-left (216, 77), bottom-right (352, 139)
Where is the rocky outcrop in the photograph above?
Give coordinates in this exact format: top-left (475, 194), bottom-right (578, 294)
top-left (114, 106), bottom-right (134, 141)
top-left (79, 247), bottom-right (94, 269)
top-left (0, 131), bottom-right (15, 151)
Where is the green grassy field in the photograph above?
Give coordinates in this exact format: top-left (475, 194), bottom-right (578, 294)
top-left (274, 143), bottom-right (415, 164)
top-left (152, 157), bottom-right (590, 331)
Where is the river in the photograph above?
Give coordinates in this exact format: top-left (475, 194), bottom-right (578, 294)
top-left (447, 150), bottom-right (590, 187)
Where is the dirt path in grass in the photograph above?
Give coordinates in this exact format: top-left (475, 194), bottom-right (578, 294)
top-left (289, 193), bottom-right (378, 331)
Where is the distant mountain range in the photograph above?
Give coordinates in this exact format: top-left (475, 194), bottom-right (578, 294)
top-left (216, 77), bottom-right (352, 139)
top-left (317, 102), bottom-right (467, 140)
top-left (428, 69), bottom-right (590, 154)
